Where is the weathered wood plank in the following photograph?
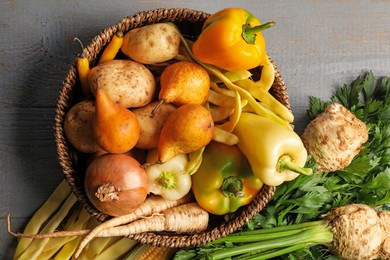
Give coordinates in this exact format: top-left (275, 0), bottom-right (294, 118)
top-left (0, 107), bottom-right (63, 259)
top-left (2, 1), bottom-right (390, 259)
top-left (0, 107), bottom-right (63, 217)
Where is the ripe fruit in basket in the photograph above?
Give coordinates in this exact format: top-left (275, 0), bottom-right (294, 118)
top-left (158, 104), bottom-right (214, 163)
top-left (92, 87), bottom-right (140, 153)
top-left (158, 61), bottom-right (210, 106)
top-left (88, 59), bottom-right (156, 108)
top-left (121, 23), bottom-right (181, 64)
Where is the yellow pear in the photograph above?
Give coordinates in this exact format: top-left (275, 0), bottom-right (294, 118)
top-left (158, 104), bottom-right (214, 163)
top-left (151, 61), bottom-right (210, 115)
top-left (92, 87), bottom-right (140, 153)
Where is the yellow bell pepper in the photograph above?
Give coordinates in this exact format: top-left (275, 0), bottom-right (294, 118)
top-left (192, 8), bottom-right (275, 72)
top-left (233, 112), bottom-right (313, 186)
top-left (191, 141), bottom-right (263, 215)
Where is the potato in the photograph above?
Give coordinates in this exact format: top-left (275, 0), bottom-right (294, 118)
top-left (121, 23), bottom-right (181, 64)
top-left (88, 59), bottom-right (156, 108)
top-left (64, 100), bottom-right (101, 153)
top-left (132, 101), bottom-right (177, 150)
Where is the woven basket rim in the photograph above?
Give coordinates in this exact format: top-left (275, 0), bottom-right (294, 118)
top-left (53, 7), bottom-right (290, 248)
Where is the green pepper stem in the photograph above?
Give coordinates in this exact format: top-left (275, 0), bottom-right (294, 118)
top-left (242, 21), bottom-right (276, 44)
top-left (156, 171), bottom-right (178, 189)
top-left (221, 176), bottom-right (244, 198)
top-left (278, 155), bottom-right (313, 176)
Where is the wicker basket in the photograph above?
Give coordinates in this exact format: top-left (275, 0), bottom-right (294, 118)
top-left (54, 8), bottom-right (290, 248)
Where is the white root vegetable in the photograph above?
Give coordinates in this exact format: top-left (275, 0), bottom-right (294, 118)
top-left (74, 193), bottom-right (193, 257)
top-left (204, 204), bottom-right (390, 260)
top-left (93, 202), bottom-right (209, 238)
top-left (301, 103), bottom-right (369, 172)
top-left (325, 204), bottom-right (389, 260)
top-left (379, 210), bottom-right (390, 256)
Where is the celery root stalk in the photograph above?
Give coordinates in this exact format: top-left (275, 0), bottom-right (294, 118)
top-left (186, 204), bottom-right (390, 260)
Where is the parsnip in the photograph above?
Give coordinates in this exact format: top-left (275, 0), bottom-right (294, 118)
top-left (94, 202), bottom-right (209, 237)
top-left (75, 193), bottom-right (193, 257)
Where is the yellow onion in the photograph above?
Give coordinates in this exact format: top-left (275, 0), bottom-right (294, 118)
top-left (84, 153), bottom-right (149, 217)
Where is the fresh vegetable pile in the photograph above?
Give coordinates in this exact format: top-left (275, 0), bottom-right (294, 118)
top-left (7, 6), bottom-right (390, 260)
top-left (174, 72), bottom-right (390, 259)
top-left (60, 7), bottom-right (311, 223)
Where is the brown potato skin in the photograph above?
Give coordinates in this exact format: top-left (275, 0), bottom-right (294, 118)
top-left (132, 101), bottom-right (177, 150)
top-left (64, 100), bottom-right (101, 153)
top-left (88, 59), bottom-right (156, 108)
top-left (121, 23), bottom-right (181, 64)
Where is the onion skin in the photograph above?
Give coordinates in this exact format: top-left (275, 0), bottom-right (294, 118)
top-left (84, 153), bottom-right (149, 217)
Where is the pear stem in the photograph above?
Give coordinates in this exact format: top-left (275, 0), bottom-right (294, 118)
top-left (150, 100), bottom-right (164, 117)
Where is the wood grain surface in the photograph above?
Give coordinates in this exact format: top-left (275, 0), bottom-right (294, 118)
top-left (1, 1), bottom-right (390, 259)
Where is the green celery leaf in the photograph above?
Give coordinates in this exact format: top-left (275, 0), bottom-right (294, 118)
top-left (374, 76), bottom-right (390, 101)
top-left (285, 191), bottom-right (332, 211)
top-left (361, 168), bottom-right (390, 191)
top-left (341, 154), bottom-right (378, 176)
top-left (248, 206), bottom-right (279, 229)
top-left (376, 191), bottom-right (390, 206)
top-left (362, 71), bottom-right (376, 101)
top-left (306, 96), bottom-right (329, 120)
top-left (364, 99), bottom-right (384, 120)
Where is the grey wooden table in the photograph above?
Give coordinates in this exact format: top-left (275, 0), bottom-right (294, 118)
top-left (1, 1), bottom-right (390, 259)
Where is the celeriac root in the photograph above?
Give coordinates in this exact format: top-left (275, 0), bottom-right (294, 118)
top-left (325, 204), bottom-right (390, 260)
top-left (301, 103), bottom-right (368, 172)
top-left (200, 204), bottom-right (389, 260)
top-left (378, 210), bottom-right (390, 258)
